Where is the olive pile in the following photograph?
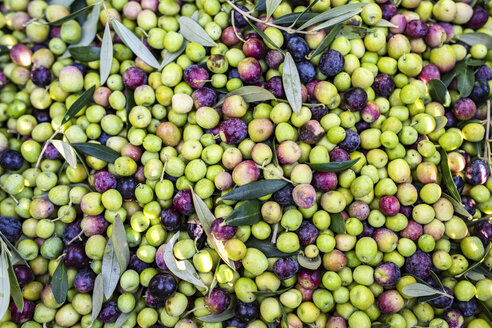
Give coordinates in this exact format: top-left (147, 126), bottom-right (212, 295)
top-left (0, 0), bottom-right (490, 327)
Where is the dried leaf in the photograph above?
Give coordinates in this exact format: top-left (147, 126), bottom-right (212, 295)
top-left (402, 283), bottom-right (440, 297)
top-left (69, 46), bottom-right (101, 62)
top-left (458, 33), bottom-right (492, 49)
top-left (91, 274), bottom-right (104, 326)
top-left (330, 212), bottom-right (346, 234)
top-left (297, 254), bottom-right (321, 270)
top-left (308, 158), bottom-right (360, 172)
top-left (373, 18), bottom-right (397, 27)
top-left (102, 238), bottom-right (121, 300)
top-left (214, 86), bottom-right (276, 108)
top-left (178, 16), bottom-right (217, 47)
top-left (309, 24), bottom-right (342, 59)
top-left (221, 180), bottom-right (288, 200)
top-left (266, 0), bottom-right (282, 20)
top-left (51, 140), bottom-right (77, 168)
top-left (61, 85), bottom-right (96, 125)
top-left (311, 8), bottom-right (363, 31)
top-left (71, 143), bottom-right (120, 163)
top-left (298, 3), bottom-right (366, 30)
top-left (6, 256), bottom-right (23, 312)
top-left (164, 232), bottom-right (208, 290)
top-left (111, 19), bottom-right (160, 69)
top-left (48, 4), bottom-right (93, 25)
top-left (160, 41), bottom-right (188, 70)
top-left (191, 189), bottom-right (236, 270)
top-left (52, 262), bottom-right (68, 304)
top-left (100, 22), bottom-right (113, 85)
top-left (225, 200), bottom-right (261, 226)
top-left (427, 79), bottom-right (448, 104)
top-left (199, 309), bottom-right (236, 322)
top-left (245, 238), bottom-right (299, 257)
top-left (439, 149), bottom-right (461, 203)
top-left (282, 53), bottom-right (302, 114)
top-left (0, 251), bottom-right (10, 321)
top-left (112, 215), bottom-right (130, 272)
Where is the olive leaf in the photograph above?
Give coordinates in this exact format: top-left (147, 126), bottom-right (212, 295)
top-left (298, 3), bottom-right (366, 30)
top-left (339, 25), bottom-right (373, 39)
top-left (252, 287), bottom-right (291, 296)
top-left (0, 251), bottom-right (10, 321)
top-left (438, 149), bottom-right (461, 203)
top-left (282, 52), bottom-right (302, 115)
top-left (64, 2), bottom-right (101, 57)
top-left (373, 19), bottom-right (397, 28)
top-left (91, 274), bottom-right (104, 326)
top-left (330, 212), bottom-right (346, 234)
top-left (112, 215), bottom-right (130, 272)
top-left (308, 157), bottom-right (360, 172)
top-left (49, 0), bottom-right (75, 6)
top-left (6, 256), bottom-right (24, 312)
top-left (466, 57), bottom-right (485, 67)
top-left (458, 33), bottom-right (492, 49)
top-left (61, 85), bottom-right (95, 125)
top-left (288, 0), bottom-right (320, 26)
top-left (272, 138), bottom-right (279, 167)
top-left (47, 4), bottom-right (93, 25)
top-left (100, 22), bottom-right (113, 85)
top-left (0, 45), bottom-right (9, 57)
top-left (479, 299), bottom-right (492, 322)
top-left (433, 116), bottom-right (448, 132)
top-left (457, 63), bottom-right (475, 98)
top-left (245, 18), bottom-right (284, 54)
top-left (279, 301), bottom-right (288, 328)
top-left (0, 231), bottom-right (29, 266)
top-left (444, 193), bottom-right (472, 219)
top-left (457, 118), bottom-right (482, 130)
top-left (69, 46), bottom-right (101, 62)
top-left (401, 283), bottom-right (442, 297)
top-left (164, 231), bottom-right (208, 290)
top-left (101, 238), bottom-right (121, 300)
top-left (245, 238), bottom-right (299, 257)
top-left (309, 24), bottom-right (342, 60)
top-left (465, 270), bottom-right (486, 281)
top-left (265, 0), bottom-right (282, 20)
top-left (52, 261), bottom-right (68, 304)
top-left (191, 189), bottom-right (236, 270)
top-left (429, 270), bottom-right (444, 290)
top-left (427, 79), bottom-right (448, 104)
top-left (221, 180), bottom-right (288, 200)
top-left (111, 19), bottom-right (160, 69)
top-left (178, 16), bottom-right (217, 47)
top-left (159, 41), bottom-right (188, 70)
top-left (125, 86), bottom-right (135, 132)
top-left (272, 12), bottom-right (318, 24)
top-left (311, 8), bottom-right (364, 31)
top-left (371, 324), bottom-right (390, 328)
top-left (225, 200), bottom-right (261, 226)
top-left (51, 140), bottom-right (77, 168)
top-left (441, 70), bottom-right (456, 87)
top-left (466, 217), bottom-right (491, 227)
top-left (214, 86), bottom-right (276, 108)
top-left (470, 264), bottom-right (492, 279)
top-left (254, 0), bottom-right (266, 12)
top-left (198, 309), bottom-right (236, 322)
top-left (71, 143), bottom-right (120, 163)
top-left (297, 254), bottom-right (321, 270)
top-left (457, 244), bottom-right (491, 278)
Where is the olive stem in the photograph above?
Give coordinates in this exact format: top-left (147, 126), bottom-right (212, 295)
top-left (231, 11), bottom-right (246, 43)
top-left (67, 229), bottom-right (85, 245)
top-left (255, 164), bottom-right (295, 185)
top-left (0, 185), bottom-right (18, 205)
top-left (55, 253), bottom-right (66, 262)
top-left (271, 222), bottom-right (279, 244)
top-left (484, 100), bottom-right (490, 166)
top-left (34, 126), bottom-right (62, 174)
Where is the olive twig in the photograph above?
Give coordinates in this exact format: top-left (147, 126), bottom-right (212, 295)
top-left (271, 222), bottom-right (279, 244)
top-left (34, 126), bottom-right (62, 174)
top-left (231, 11), bottom-right (246, 43)
top-left (67, 229), bottom-right (85, 245)
top-left (255, 164), bottom-right (295, 185)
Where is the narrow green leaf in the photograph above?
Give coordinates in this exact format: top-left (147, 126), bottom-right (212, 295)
top-left (125, 87), bottom-right (135, 132)
top-left (311, 8), bottom-right (364, 31)
top-left (111, 19), bottom-right (160, 69)
top-left (372, 324), bottom-right (390, 328)
top-left (69, 46), bottom-right (101, 62)
top-left (71, 143), bottom-right (120, 163)
top-left (0, 232), bottom-right (29, 266)
top-left (298, 3), bottom-right (367, 30)
top-left (272, 138), bottom-right (279, 167)
top-left (252, 288), bottom-right (291, 296)
top-left (478, 300), bottom-right (492, 322)
top-left (164, 232), bottom-right (208, 290)
top-left (178, 16), bottom-right (217, 47)
top-left (289, 0), bottom-right (320, 26)
top-left (51, 140), bottom-right (77, 168)
top-left (466, 57), bottom-right (485, 67)
top-left (433, 116), bottom-right (448, 132)
top-left (49, 0), bottom-right (75, 6)
top-left (442, 193), bottom-right (472, 220)
top-left (64, 3), bottom-right (101, 56)
top-left (214, 86), bottom-right (276, 108)
top-left (402, 283), bottom-right (440, 297)
top-left (330, 212), bottom-right (346, 234)
top-left (254, 0), bottom-right (266, 12)
top-left (427, 79), bottom-right (448, 104)
top-left (466, 217), bottom-right (491, 227)
top-left (373, 18), bottom-right (397, 27)
top-left (199, 309), bottom-right (236, 322)
top-left (441, 70), bottom-right (456, 87)
top-left (0, 251), bottom-right (10, 320)
top-left (61, 85), bottom-right (95, 125)
top-left (52, 262), bottom-right (68, 304)
top-left (266, 0), bottom-right (282, 20)
top-left (225, 200), bottom-right (261, 226)
top-left (457, 65), bottom-right (475, 97)
top-left (6, 256), bottom-right (24, 312)
top-left (458, 33), bottom-right (492, 49)
top-left (221, 180), bottom-right (288, 200)
top-left (457, 118), bottom-right (482, 129)
top-left (48, 4), bottom-right (93, 25)
top-left (272, 12), bottom-right (318, 24)
top-left (465, 270), bottom-right (486, 281)
top-left (246, 18), bottom-right (284, 54)
top-left (471, 264), bottom-right (492, 278)
top-left (159, 41), bottom-right (188, 70)
top-left (308, 157), bottom-right (360, 172)
top-left (0, 45), bottom-right (9, 57)
top-left (280, 302), bottom-right (288, 328)
top-left (282, 52), bottom-right (302, 114)
top-left (100, 22), bottom-right (113, 85)
top-left (457, 244), bottom-right (491, 278)
top-left (309, 24), bottom-right (342, 59)
top-left (297, 254), bottom-right (321, 270)
top-left (429, 270), bottom-right (444, 290)
top-left (191, 189), bottom-right (236, 270)
top-left (245, 238), bottom-right (299, 257)
top-left (101, 238), bottom-right (121, 300)
top-left (439, 149), bottom-right (461, 203)
top-left (91, 274), bottom-right (104, 326)
top-left (112, 215), bottom-right (130, 273)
